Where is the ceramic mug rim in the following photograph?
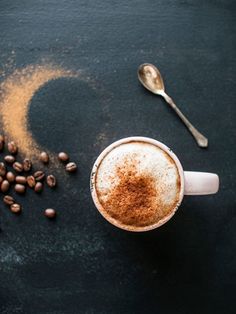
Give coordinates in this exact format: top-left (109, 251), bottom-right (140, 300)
top-left (90, 136), bottom-right (185, 232)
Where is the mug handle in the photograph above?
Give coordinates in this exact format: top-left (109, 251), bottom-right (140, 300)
top-left (184, 171), bottom-right (219, 195)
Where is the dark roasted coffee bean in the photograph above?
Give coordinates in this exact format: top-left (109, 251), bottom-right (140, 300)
top-left (40, 151), bottom-right (49, 164)
top-left (0, 135), bottom-right (5, 151)
top-left (46, 175), bottom-right (56, 187)
top-left (4, 155), bottom-right (15, 164)
top-left (0, 142), bottom-right (4, 151)
top-left (15, 176), bottom-right (27, 184)
top-left (0, 162), bottom-right (6, 176)
top-left (27, 175), bottom-right (36, 188)
top-left (44, 208), bottom-right (56, 218)
top-left (15, 184), bottom-right (25, 194)
top-left (13, 162), bottom-right (23, 173)
top-left (34, 171), bottom-right (45, 181)
top-left (34, 182), bottom-right (43, 193)
top-left (10, 203), bottom-right (21, 213)
top-left (58, 152), bottom-right (69, 162)
top-left (6, 171), bottom-right (15, 183)
top-left (66, 162), bottom-right (77, 172)
top-left (23, 158), bottom-right (32, 172)
top-left (7, 141), bottom-right (18, 154)
top-left (0, 176), bottom-right (3, 185)
top-left (3, 195), bottom-right (15, 205)
top-left (1, 180), bottom-right (10, 193)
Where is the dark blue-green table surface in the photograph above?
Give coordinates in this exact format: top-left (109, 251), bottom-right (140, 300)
top-left (0, 1), bottom-right (235, 313)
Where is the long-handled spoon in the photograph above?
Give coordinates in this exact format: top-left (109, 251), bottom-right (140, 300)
top-left (138, 63), bottom-right (208, 148)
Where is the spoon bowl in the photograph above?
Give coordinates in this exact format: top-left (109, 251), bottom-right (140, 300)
top-left (138, 63), bottom-right (165, 94)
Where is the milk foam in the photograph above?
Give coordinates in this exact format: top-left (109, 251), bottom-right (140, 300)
top-left (95, 141), bottom-right (181, 226)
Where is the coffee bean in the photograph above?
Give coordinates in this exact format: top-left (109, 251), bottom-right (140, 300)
top-left (58, 152), bottom-right (69, 162)
top-left (0, 176), bottom-right (3, 185)
top-left (15, 176), bottom-right (27, 184)
top-left (66, 162), bottom-right (77, 172)
top-left (34, 171), bottom-right (45, 181)
top-left (27, 175), bottom-right (36, 188)
top-left (13, 162), bottom-right (23, 173)
top-left (3, 195), bottom-right (15, 205)
top-left (0, 135), bottom-right (5, 151)
top-left (34, 182), bottom-right (43, 193)
top-left (44, 208), bottom-right (56, 218)
top-left (6, 171), bottom-right (15, 183)
top-left (40, 151), bottom-right (49, 164)
top-left (23, 158), bottom-right (32, 172)
top-left (46, 175), bottom-right (56, 187)
top-left (4, 155), bottom-right (15, 164)
top-left (10, 203), bottom-right (21, 213)
top-left (1, 180), bottom-right (10, 193)
top-left (7, 141), bottom-right (18, 154)
top-left (15, 184), bottom-right (25, 194)
top-left (0, 162), bottom-right (6, 176)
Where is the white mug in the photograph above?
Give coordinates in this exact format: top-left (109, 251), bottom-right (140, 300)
top-left (90, 137), bottom-right (219, 232)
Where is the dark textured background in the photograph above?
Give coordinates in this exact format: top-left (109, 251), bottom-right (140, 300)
top-left (0, 1), bottom-right (235, 313)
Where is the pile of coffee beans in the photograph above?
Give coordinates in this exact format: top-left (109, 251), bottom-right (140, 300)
top-left (0, 135), bottom-right (77, 219)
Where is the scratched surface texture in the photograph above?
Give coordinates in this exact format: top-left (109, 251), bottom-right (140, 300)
top-left (0, 0), bottom-right (235, 313)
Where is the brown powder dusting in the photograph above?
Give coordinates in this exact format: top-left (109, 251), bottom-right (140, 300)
top-left (0, 64), bottom-right (76, 160)
top-left (97, 160), bottom-right (178, 228)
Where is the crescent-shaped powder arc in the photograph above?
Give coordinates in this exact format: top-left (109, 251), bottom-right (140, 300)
top-left (0, 64), bottom-right (77, 160)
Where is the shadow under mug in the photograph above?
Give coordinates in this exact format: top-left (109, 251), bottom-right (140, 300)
top-left (90, 137), bottom-right (219, 232)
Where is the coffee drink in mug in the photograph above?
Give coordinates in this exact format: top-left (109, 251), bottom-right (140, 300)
top-left (90, 137), bottom-right (219, 232)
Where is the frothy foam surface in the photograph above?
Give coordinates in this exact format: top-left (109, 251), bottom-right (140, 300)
top-left (95, 141), bottom-right (181, 228)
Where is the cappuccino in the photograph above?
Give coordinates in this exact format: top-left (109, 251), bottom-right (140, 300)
top-left (95, 141), bottom-right (181, 228)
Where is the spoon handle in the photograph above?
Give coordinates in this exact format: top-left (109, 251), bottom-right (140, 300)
top-left (160, 91), bottom-right (208, 148)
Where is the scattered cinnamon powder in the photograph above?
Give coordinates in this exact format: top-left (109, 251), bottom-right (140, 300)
top-left (97, 159), bottom-right (179, 227)
top-left (0, 64), bottom-right (76, 160)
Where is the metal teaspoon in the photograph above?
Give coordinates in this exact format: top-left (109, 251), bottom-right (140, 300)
top-left (138, 63), bottom-right (208, 148)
